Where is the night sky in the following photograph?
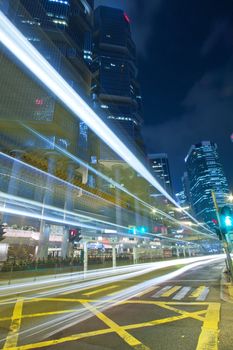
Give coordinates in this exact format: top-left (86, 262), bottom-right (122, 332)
top-left (95, 0), bottom-right (233, 192)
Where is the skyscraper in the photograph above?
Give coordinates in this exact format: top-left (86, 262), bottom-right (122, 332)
top-left (148, 153), bottom-right (173, 197)
top-left (91, 6), bottom-right (144, 152)
top-left (185, 141), bottom-right (229, 229)
top-left (1, 0), bottom-right (94, 160)
top-left (13, 0), bottom-right (93, 91)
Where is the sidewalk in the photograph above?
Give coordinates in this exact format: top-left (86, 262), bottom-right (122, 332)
top-left (220, 264), bottom-right (233, 303)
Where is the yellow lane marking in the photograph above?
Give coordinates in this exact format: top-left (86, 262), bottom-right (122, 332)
top-left (21, 297), bottom-right (213, 306)
top-left (160, 286), bottom-right (181, 297)
top-left (107, 287), bottom-right (129, 296)
top-left (25, 297), bottom-right (99, 303)
top-left (124, 300), bottom-right (210, 306)
top-left (196, 303), bottom-right (220, 350)
top-left (123, 300), bottom-right (206, 322)
top-left (0, 309), bottom-right (81, 322)
top-left (81, 301), bottom-right (151, 350)
top-left (135, 286), bottom-right (158, 297)
top-left (3, 298), bottom-right (24, 349)
top-left (124, 310), bottom-right (207, 330)
top-left (2, 305), bottom-right (208, 350)
top-left (189, 286), bottom-right (206, 299)
top-left (60, 282), bottom-right (114, 296)
top-left (4, 327), bottom-right (114, 350)
top-left (157, 303), bottom-right (205, 322)
top-left (228, 285), bottom-right (233, 298)
top-left (108, 286), bottom-right (158, 298)
top-left (83, 285), bottom-right (118, 296)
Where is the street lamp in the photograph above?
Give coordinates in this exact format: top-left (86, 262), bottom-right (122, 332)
top-left (173, 206), bottom-right (190, 213)
top-left (228, 193), bottom-right (233, 203)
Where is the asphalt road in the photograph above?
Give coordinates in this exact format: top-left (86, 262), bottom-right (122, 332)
top-left (0, 256), bottom-right (232, 350)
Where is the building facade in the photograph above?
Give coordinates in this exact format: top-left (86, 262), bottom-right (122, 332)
top-left (91, 6), bottom-right (144, 153)
top-left (185, 141), bottom-right (229, 229)
top-left (148, 153), bottom-right (173, 197)
top-left (1, 0), bottom-right (94, 160)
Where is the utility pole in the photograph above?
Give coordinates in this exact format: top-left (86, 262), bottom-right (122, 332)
top-left (212, 191), bottom-right (233, 283)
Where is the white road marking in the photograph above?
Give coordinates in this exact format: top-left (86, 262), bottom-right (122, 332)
top-left (172, 287), bottom-right (192, 300)
top-left (152, 286), bottom-right (172, 298)
top-left (196, 287), bottom-right (210, 301)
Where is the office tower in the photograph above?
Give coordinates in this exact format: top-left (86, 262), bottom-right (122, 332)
top-left (185, 141), bottom-right (229, 229)
top-left (1, 0), bottom-right (94, 160)
top-left (148, 153), bottom-right (173, 197)
top-left (175, 191), bottom-right (186, 206)
top-left (181, 171), bottom-right (191, 206)
top-left (91, 6), bottom-right (144, 153)
top-left (0, 1), bottom-right (94, 240)
top-left (13, 0), bottom-right (93, 91)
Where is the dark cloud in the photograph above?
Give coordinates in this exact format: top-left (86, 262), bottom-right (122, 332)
top-left (143, 63), bottom-right (233, 192)
top-left (201, 19), bottom-right (233, 56)
top-left (94, 0), bottom-right (161, 55)
top-left (94, 0), bottom-right (233, 192)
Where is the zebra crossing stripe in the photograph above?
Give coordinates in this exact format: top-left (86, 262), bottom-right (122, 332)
top-left (160, 286), bottom-right (182, 297)
top-left (172, 287), bottom-right (192, 300)
top-left (152, 286), bottom-right (172, 298)
top-left (189, 286), bottom-right (206, 299)
top-left (152, 285), bottom-right (210, 301)
top-left (196, 287), bottom-right (210, 301)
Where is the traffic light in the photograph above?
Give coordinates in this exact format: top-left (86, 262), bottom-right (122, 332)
top-left (138, 226), bottom-right (148, 234)
top-left (0, 223), bottom-right (7, 241)
top-left (128, 226), bottom-right (136, 235)
top-left (220, 206), bottom-right (233, 233)
top-left (69, 228), bottom-right (82, 243)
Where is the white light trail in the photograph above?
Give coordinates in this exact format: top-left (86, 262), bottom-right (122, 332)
top-left (0, 11), bottom-right (212, 235)
top-left (0, 151), bottom-right (116, 207)
top-left (0, 192), bottom-right (200, 246)
top-left (0, 150), bottom-right (214, 240)
top-left (16, 131), bottom-right (214, 238)
top-left (0, 255), bottom-right (223, 341)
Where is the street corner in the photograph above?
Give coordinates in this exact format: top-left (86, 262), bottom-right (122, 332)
top-left (220, 273), bottom-right (233, 303)
top-left (223, 283), bottom-right (233, 303)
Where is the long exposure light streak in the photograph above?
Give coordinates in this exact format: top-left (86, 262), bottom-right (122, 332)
top-left (0, 151), bottom-right (214, 239)
top-left (0, 206), bottom-right (105, 232)
top-left (0, 255), bottom-right (223, 341)
top-left (0, 10), bottom-right (212, 235)
top-left (0, 192), bottom-right (127, 231)
top-left (23, 126), bottom-right (215, 237)
top-left (21, 255), bottom-right (225, 341)
top-left (0, 192), bottom-right (199, 246)
top-left (0, 151), bottom-right (117, 208)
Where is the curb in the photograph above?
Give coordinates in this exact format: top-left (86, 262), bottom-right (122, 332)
top-left (220, 268), bottom-right (233, 303)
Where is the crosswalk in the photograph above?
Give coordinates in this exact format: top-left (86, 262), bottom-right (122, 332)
top-left (80, 284), bottom-right (211, 301)
top-left (151, 285), bottom-right (210, 301)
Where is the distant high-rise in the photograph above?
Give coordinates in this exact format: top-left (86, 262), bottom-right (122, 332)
top-left (185, 141), bottom-right (229, 229)
top-left (181, 171), bottom-right (191, 206)
top-left (92, 6), bottom-right (144, 152)
top-left (175, 190), bottom-right (186, 206)
top-left (148, 153), bottom-right (173, 197)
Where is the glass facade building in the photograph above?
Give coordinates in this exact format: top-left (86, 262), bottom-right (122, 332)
top-left (91, 6), bottom-right (144, 153)
top-left (148, 153), bottom-right (173, 197)
top-left (185, 141), bottom-right (229, 229)
top-left (0, 0), bottom-right (94, 160)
